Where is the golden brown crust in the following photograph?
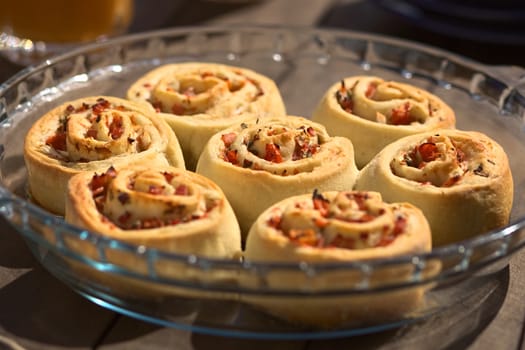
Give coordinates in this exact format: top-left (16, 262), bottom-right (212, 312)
top-left (62, 165), bottom-right (242, 299)
top-left (241, 190), bottom-right (434, 328)
top-left (312, 76), bottom-right (456, 168)
top-left (24, 96), bottom-right (185, 215)
top-left (127, 62), bottom-right (287, 170)
top-left (195, 115), bottom-right (359, 237)
top-left (355, 129), bottom-right (514, 246)
top-left (65, 165), bottom-right (241, 259)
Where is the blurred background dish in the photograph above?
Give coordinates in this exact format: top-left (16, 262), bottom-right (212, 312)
top-left (2, 0), bottom-right (524, 71)
top-left (370, 0), bottom-right (525, 45)
top-left (0, 0), bottom-right (134, 65)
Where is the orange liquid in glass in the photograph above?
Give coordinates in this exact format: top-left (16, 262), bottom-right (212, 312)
top-left (0, 0), bottom-right (134, 43)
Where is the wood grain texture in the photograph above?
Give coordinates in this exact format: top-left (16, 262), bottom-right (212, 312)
top-left (1, 0), bottom-right (524, 349)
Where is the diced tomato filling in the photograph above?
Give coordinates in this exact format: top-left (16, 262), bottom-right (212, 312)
top-left (336, 80), bottom-right (354, 112)
top-left (90, 173), bottom-right (110, 192)
top-left (92, 98), bottom-right (111, 115)
top-left (287, 228), bottom-right (322, 247)
top-left (306, 127), bottom-right (316, 137)
top-left (292, 141), bottom-right (319, 161)
top-left (376, 216), bottom-right (406, 247)
top-left (46, 132), bottom-right (67, 151)
top-left (365, 82), bottom-right (377, 98)
top-left (338, 93), bottom-right (353, 112)
top-left (163, 171), bottom-right (175, 183)
top-left (275, 191), bottom-right (406, 249)
top-left (393, 216), bottom-right (406, 235)
top-left (140, 217), bottom-right (165, 229)
top-left (221, 132), bottom-right (237, 148)
top-left (85, 128), bottom-right (98, 139)
top-left (312, 191), bottom-right (330, 217)
top-left (65, 104), bottom-right (75, 113)
top-left (264, 143), bottom-right (283, 163)
top-left (89, 167), bottom-right (117, 198)
top-left (442, 175), bottom-right (461, 187)
top-left (88, 167), bottom-right (209, 230)
top-left (224, 149), bottom-right (238, 165)
top-left (329, 234), bottom-right (356, 249)
top-left (76, 103), bottom-right (90, 113)
top-left (171, 104), bottom-right (185, 115)
top-left (150, 101), bottom-right (163, 112)
top-left (108, 114), bottom-right (124, 139)
top-left (349, 192), bottom-right (369, 211)
top-left (267, 214), bottom-right (282, 229)
top-left (48, 99), bottom-right (132, 151)
top-left (314, 217), bottom-right (329, 229)
top-left (175, 184), bottom-right (189, 196)
top-left (390, 102), bottom-right (412, 125)
top-left (118, 211), bottom-right (132, 226)
top-left (418, 142), bottom-right (440, 162)
top-left (455, 142), bottom-right (465, 163)
top-left (350, 213), bottom-right (375, 223)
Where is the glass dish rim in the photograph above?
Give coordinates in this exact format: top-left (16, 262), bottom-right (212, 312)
top-left (0, 24), bottom-right (524, 292)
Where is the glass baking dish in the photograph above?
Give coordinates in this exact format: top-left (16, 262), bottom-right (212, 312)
top-left (0, 26), bottom-right (524, 340)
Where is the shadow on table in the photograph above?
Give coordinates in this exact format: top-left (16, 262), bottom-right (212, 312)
top-left (85, 264), bottom-right (509, 348)
top-left (0, 266), bottom-right (114, 347)
top-left (187, 266), bottom-right (509, 350)
top-left (0, 219), bottom-right (38, 269)
top-left (317, 0), bottom-right (525, 66)
top-left (130, 0), bottom-right (259, 33)
top-left (0, 218), bottom-right (160, 347)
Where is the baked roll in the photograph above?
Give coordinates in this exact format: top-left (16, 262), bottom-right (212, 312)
top-left (355, 129), bottom-right (514, 246)
top-left (242, 190), bottom-right (433, 328)
top-left (196, 115), bottom-right (359, 236)
top-left (24, 96), bottom-right (185, 215)
top-left (127, 62), bottom-right (287, 170)
top-left (65, 165), bottom-right (242, 260)
top-left (312, 76), bottom-right (456, 168)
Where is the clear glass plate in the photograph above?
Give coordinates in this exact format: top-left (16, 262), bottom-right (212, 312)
top-left (0, 26), bottom-right (524, 340)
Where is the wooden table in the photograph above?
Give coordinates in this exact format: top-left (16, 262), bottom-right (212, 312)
top-left (1, 1), bottom-right (524, 349)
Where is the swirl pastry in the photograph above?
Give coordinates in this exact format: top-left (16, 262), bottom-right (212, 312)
top-left (356, 129), bottom-right (514, 246)
top-left (127, 62), bottom-right (287, 170)
top-left (312, 76), bottom-right (456, 168)
top-left (242, 190), bottom-right (433, 328)
top-left (65, 165), bottom-right (242, 260)
top-left (196, 115), bottom-right (359, 236)
top-left (24, 96), bottom-right (185, 215)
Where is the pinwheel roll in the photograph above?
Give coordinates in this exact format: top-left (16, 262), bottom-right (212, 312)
top-left (24, 96), bottom-right (185, 215)
top-left (242, 190), bottom-right (433, 328)
top-left (356, 130), bottom-right (514, 246)
top-left (312, 76), bottom-right (456, 168)
top-left (196, 116), bottom-right (359, 236)
top-left (127, 62), bottom-right (287, 170)
top-left (65, 165), bottom-right (242, 260)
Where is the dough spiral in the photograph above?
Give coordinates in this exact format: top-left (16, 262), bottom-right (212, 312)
top-left (196, 115), bottom-right (359, 236)
top-left (312, 76), bottom-right (455, 168)
top-left (127, 62), bottom-right (286, 170)
top-left (356, 129), bottom-right (514, 246)
top-left (24, 96), bottom-right (185, 214)
top-left (242, 190), bottom-right (433, 328)
top-left (65, 165), bottom-right (242, 259)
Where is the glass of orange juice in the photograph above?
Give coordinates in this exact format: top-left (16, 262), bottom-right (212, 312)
top-left (0, 0), bottom-right (134, 64)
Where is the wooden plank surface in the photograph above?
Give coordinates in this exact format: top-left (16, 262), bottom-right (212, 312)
top-left (0, 220), bottom-right (117, 350)
top-left (1, 1), bottom-right (525, 349)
